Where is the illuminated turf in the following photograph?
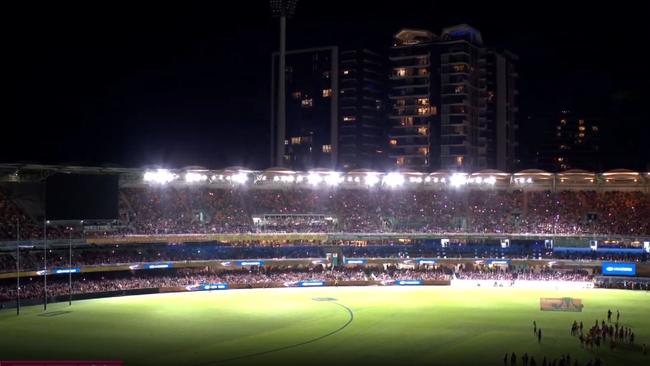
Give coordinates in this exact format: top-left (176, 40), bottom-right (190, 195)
top-left (1, 287), bottom-right (649, 366)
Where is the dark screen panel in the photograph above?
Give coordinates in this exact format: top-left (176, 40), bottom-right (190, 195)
top-left (45, 174), bottom-right (119, 220)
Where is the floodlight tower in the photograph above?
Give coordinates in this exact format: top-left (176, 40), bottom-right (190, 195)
top-left (270, 0), bottom-right (298, 167)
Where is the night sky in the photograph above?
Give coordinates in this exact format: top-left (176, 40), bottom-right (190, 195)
top-left (6, 1), bottom-right (649, 170)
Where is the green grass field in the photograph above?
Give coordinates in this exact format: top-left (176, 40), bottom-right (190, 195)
top-left (1, 287), bottom-right (649, 366)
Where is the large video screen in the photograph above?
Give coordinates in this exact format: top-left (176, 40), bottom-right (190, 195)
top-left (45, 174), bottom-right (119, 220)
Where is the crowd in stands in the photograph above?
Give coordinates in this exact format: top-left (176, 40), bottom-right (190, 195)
top-left (1, 240), bottom-right (647, 274)
top-left (0, 264), bottom-right (601, 303)
top-left (3, 187), bottom-right (650, 239)
top-left (0, 266), bottom-right (452, 302)
top-left (1, 243), bottom-right (326, 272)
top-left (454, 266), bottom-right (592, 282)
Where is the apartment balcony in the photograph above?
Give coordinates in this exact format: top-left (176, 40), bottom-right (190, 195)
top-left (392, 78), bottom-right (430, 88)
top-left (389, 72), bottom-right (429, 80)
top-left (389, 54), bottom-right (431, 62)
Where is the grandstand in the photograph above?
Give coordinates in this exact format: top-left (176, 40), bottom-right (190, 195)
top-left (1, 164), bottom-right (650, 366)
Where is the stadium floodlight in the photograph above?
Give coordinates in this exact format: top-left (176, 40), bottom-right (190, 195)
top-left (324, 172), bottom-right (342, 186)
top-left (424, 177), bottom-right (431, 183)
top-left (485, 176), bottom-right (497, 185)
top-left (433, 177), bottom-right (439, 183)
top-left (144, 169), bottom-right (176, 184)
top-left (365, 173), bottom-right (380, 187)
top-left (185, 172), bottom-right (207, 183)
top-left (383, 173), bottom-right (404, 187)
top-left (295, 175), bottom-right (303, 183)
top-left (474, 177), bottom-right (483, 184)
top-left (307, 172), bottom-right (323, 185)
top-left (231, 172), bottom-right (248, 185)
top-left (449, 173), bottom-right (467, 187)
top-left (354, 176), bottom-right (361, 183)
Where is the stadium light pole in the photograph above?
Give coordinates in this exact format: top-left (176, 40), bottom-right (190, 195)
top-left (68, 227), bottom-right (72, 306)
top-left (43, 219), bottom-right (48, 311)
top-left (270, 0), bottom-right (298, 167)
top-left (16, 219), bottom-right (20, 316)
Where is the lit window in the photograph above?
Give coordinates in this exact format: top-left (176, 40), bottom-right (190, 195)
top-left (578, 133), bottom-right (585, 138)
top-left (456, 156), bottom-right (464, 165)
top-left (417, 107), bottom-right (429, 115)
top-left (322, 145), bottom-right (332, 153)
top-left (417, 98), bottom-right (429, 106)
top-left (401, 117), bottom-right (413, 126)
top-left (592, 126), bottom-right (599, 132)
top-left (389, 139), bottom-right (398, 146)
top-left (417, 127), bottom-right (428, 136)
top-left (418, 147), bottom-right (429, 155)
top-left (430, 106), bottom-right (437, 115)
top-left (396, 68), bottom-right (406, 77)
top-left (396, 157), bottom-right (405, 166)
top-left (301, 98), bottom-right (313, 108)
top-left (292, 91), bottom-right (302, 100)
top-left (417, 68), bottom-right (428, 76)
top-left (560, 119), bottom-right (567, 125)
top-left (579, 119), bottom-right (585, 125)
top-left (343, 70), bottom-right (350, 75)
top-left (322, 89), bottom-right (332, 97)
top-left (578, 126), bottom-right (586, 131)
top-left (453, 64), bottom-right (466, 72)
top-left (343, 116), bottom-right (356, 122)
top-left (454, 86), bottom-right (465, 94)
top-left (291, 137), bottom-right (302, 145)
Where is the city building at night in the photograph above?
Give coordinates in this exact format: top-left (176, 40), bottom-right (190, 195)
top-left (535, 110), bottom-right (600, 171)
top-left (271, 47), bottom-right (339, 170)
top-left (482, 49), bottom-right (519, 171)
top-left (271, 47), bottom-right (386, 170)
top-left (388, 24), bottom-right (518, 171)
top-left (338, 49), bottom-right (387, 170)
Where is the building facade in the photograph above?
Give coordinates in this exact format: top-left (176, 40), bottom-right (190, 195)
top-left (338, 49), bottom-right (387, 170)
top-left (271, 47), bottom-right (386, 170)
top-left (536, 111), bottom-right (600, 171)
top-left (388, 25), bottom-right (518, 171)
top-left (483, 49), bottom-right (519, 171)
top-left (271, 47), bottom-right (339, 170)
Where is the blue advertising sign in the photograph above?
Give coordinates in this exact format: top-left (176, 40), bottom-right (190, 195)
top-left (145, 263), bottom-right (173, 269)
top-left (237, 260), bottom-right (265, 266)
top-left (53, 268), bottom-right (80, 274)
top-left (395, 280), bottom-right (423, 286)
top-left (344, 258), bottom-right (367, 265)
top-left (417, 259), bottom-right (437, 265)
top-left (487, 259), bottom-right (511, 265)
top-left (602, 262), bottom-right (636, 276)
top-left (298, 281), bottom-right (325, 287)
top-left (202, 283), bottom-right (228, 290)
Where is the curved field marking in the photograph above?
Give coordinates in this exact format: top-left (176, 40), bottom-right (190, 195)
top-left (193, 299), bottom-right (354, 365)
